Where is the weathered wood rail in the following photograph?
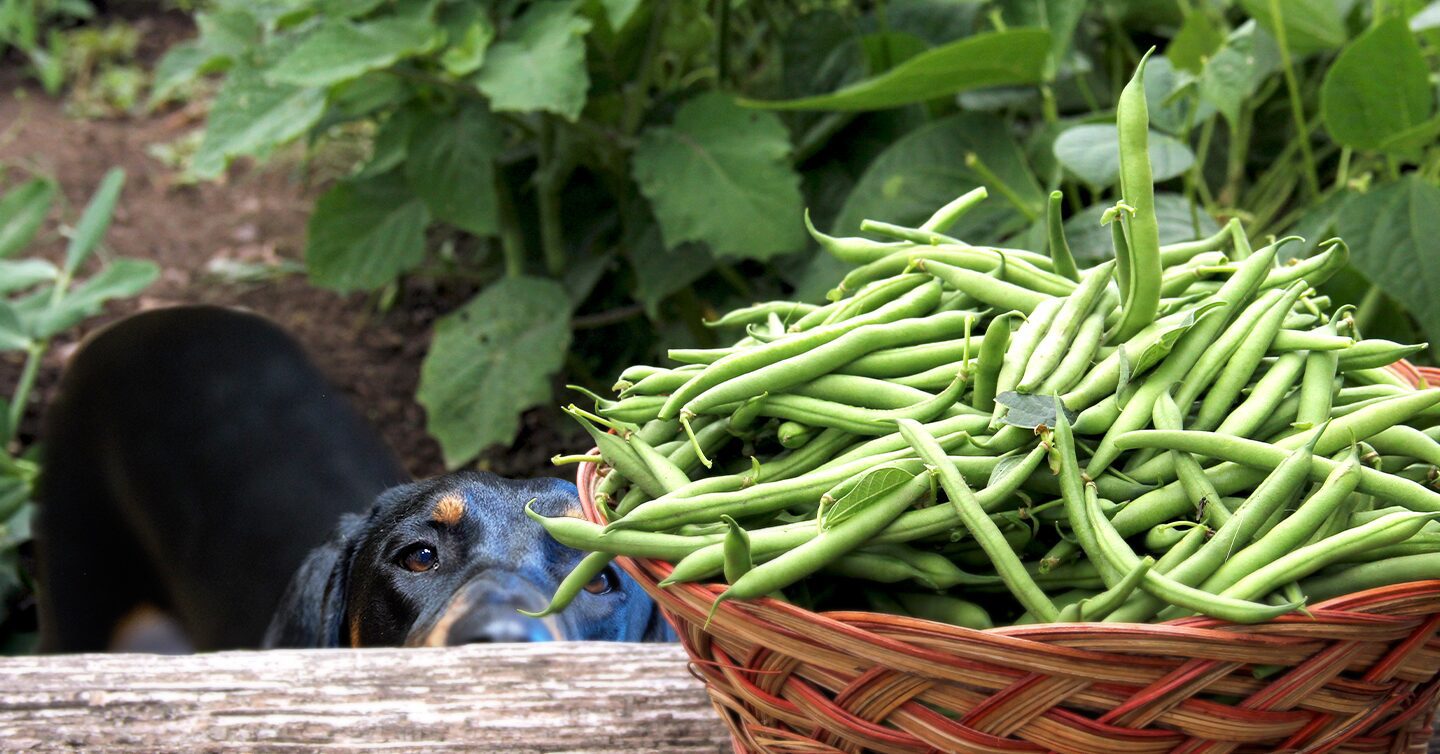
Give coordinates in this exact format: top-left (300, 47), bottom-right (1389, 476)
top-left (2, 642), bottom-right (1439, 752)
top-left (0, 643), bottom-right (730, 752)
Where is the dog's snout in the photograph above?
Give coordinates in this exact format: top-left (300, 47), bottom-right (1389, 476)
top-left (451, 614), bottom-right (553, 644)
top-left (410, 569), bottom-right (567, 646)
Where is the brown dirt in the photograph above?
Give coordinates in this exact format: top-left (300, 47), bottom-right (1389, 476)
top-left (0, 12), bottom-right (582, 482)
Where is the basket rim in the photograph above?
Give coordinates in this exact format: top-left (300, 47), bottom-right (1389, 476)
top-left (576, 359), bottom-right (1440, 637)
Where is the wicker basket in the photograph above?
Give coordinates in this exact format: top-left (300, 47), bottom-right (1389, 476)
top-left (577, 363), bottom-right (1440, 754)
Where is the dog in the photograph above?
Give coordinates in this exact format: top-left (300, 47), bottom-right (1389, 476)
top-left (33, 305), bottom-right (668, 652)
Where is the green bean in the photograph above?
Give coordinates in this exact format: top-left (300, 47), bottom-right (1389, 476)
top-left (820, 273), bottom-right (931, 326)
top-left (1192, 282), bottom-right (1309, 431)
top-left (1221, 510), bottom-right (1440, 602)
top-left (1172, 289), bottom-right (1285, 410)
top-left (1368, 425), bottom-right (1440, 468)
top-left (523, 551), bottom-right (615, 618)
top-left (734, 373), bottom-right (964, 435)
top-left (776, 420), bottom-right (817, 449)
top-left (666, 417), bottom-right (732, 474)
top-left (1158, 221), bottom-right (1236, 266)
top-left (728, 393), bottom-right (767, 433)
top-left (1057, 556), bottom-right (1153, 622)
top-left (832, 246), bottom-right (1066, 300)
top-left (1270, 328), bottom-right (1352, 352)
top-left (1298, 325), bottom-right (1342, 429)
top-left (825, 549), bottom-right (999, 589)
top-left (893, 360), bottom-right (974, 391)
top-left (921, 186), bottom-right (989, 233)
top-left (1037, 309), bottom-right (1106, 395)
top-left (712, 470), bottom-right (935, 605)
top-left (1155, 387), bottom-right (1228, 519)
top-left (614, 364), bottom-right (664, 390)
top-left (1061, 304), bottom-right (1225, 412)
top-left (1144, 521), bottom-right (1203, 552)
top-left (897, 418), bottom-right (1059, 621)
top-left (1300, 553), bottom-right (1440, 602)
top-left (1337, 339), bottom-right (1429, 371)
top-left (529, 505), bottom-right (719, 560)
top-left (1214, 352), bottom-right (1306, 438)
top-left (659, 280), bottom-right (942, 421)
top-left (566, 405), bottom-right (668, 498)
top-left (1052, 399), bottom-right (1119, 583)
top-left (1046, 190), bottom-right (1080, 282)
top-left (631, 432), bottom-right (692, 494)
top-left (991, 297), bottom-right (1064, 426)
top-left (705, 301), bottom-right (819, 330)
top-left (804, 209), bottom-right (911, 264)
top-left (824, 413), bottom-right (991, 469)
top-left (920, 259), bottom-right (1051, 314)
top-left (1019, 262), bottom-right (1115, 392)
top-left (1259, 238), bottom-right (1349, 289)
top-left (597, 394), bottom-right (667, 424)
top-left (839, 337), bottom-right (975, 379)
top-left (1346, 365), bottom-right (1415, 390)
top-left (1111, 50), bottom-right (1162, 342)
top-left (791, 374), bottom-right (941, 410)
top-left (666, 346), bottom-right (736, 365)
top-left (720, 515), bottom-right (753, 584)
top-left (894, 592), bottom-right (994, 629)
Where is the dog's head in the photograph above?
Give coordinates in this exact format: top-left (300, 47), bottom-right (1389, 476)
top-left (262, 471), bottom-right (671, 647)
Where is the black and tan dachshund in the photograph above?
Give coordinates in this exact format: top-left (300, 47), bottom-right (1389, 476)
top-left (34, 306), bottom-right (669, 652)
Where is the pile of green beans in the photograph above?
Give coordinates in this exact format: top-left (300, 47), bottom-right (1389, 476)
top-left (530, 59), bottom-right (1440, 628)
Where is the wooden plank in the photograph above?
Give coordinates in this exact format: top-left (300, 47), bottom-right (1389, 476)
top-left (0, 643), bottom-right (732, 753)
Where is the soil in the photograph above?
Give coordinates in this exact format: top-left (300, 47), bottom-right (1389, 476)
top-left (0, 12), bottom-right (583, 481)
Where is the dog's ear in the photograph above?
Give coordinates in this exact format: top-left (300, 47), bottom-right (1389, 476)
top-left (262, 512), bottom-right (366, 648)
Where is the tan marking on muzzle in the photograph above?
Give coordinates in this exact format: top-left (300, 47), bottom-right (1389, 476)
top-left (411, 592), bottom-right (567, 646)
top-left (431, 493), bottom-right (466, 526)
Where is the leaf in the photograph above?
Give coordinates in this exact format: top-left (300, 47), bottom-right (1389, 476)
top-left (740, 28), bottom-right (1051, 111)
top-left (305, 173), bottom-right (429, 292)
top-left (1134, 301), bottom-right (1226, 375)
top-left (986, 453), bottom-right (1030, 489)
top-left (474, 0), bottom-right (592, 120)
top-left (417, 276), bottom-right (572, 467)
top-left (1052, 124), bottom-right (1194, 188)
top-left (0, 302), bottom-right (29, 351)
top-left (0, 259), bottom-right (59, 294)
top-left (23, 259), bottom-right (158, 339)
top-left (1143, 56), bottom-right (1214, 135)
top-left (192, 63), bottom-right (327, 178)
top-left (0, 178), bottom-right (56, 259)
top-left (1321, 18), bottom-right (1433, 152)
top-left (1167, 11), bottom-right (1225, 73)
top-left (820, 464), bottom-right (915, 531)
top-left (358, 103), bottom-right (423, 179)
top-left (1239, 0), bottom-right (1346, 54)
top-left (64, 168), bottom-right (124, 275)
top-left (632, 92), bottom-right (805, 260)
top-left (628, 229), bottom-right (713, 318)
top-left (996, 391), bottom-right (1077, 430)
top-left (995, 0), bottom-right (1085, 75)
top-left (268, 18), bottom-right (439, 88)
top-left (441, 16), bottom-right (493, 76)
top-left (1200, 21), bottom-right (1282, 126)
top-left (404, 101), bottom-right (501, 236)
top-left (147, 41), bottom-right (214, 106)
top-left (1064, 194), bottom-right (1219, 264)
top-left (1336, 176), bottom-right (1440, 351)
top-left (599, 0), bottom-right (642, 30)
top-left (835, 112), bottom-right (1044, 242)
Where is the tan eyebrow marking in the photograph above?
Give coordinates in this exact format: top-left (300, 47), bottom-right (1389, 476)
top-left (431, 493), bottom-right (467, 527)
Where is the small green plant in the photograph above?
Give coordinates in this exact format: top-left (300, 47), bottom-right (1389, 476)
top-left (0, 168), bottom-right (159, 652)
top-left (0, 0), bottom-right (95, 92)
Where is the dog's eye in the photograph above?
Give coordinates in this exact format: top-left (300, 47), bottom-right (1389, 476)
top-left (583, 566), bottom-right (618, 595)
top-left (398, 544), bottom-right (439, 573)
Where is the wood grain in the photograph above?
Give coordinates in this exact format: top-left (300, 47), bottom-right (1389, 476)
top-left (0, 643), bottom-right (731, 753)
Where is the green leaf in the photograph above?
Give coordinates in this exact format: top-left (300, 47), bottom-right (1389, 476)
top-left (1239, 0), bottom-right (1346, 53)
top-left (268, 18), bottom-right (439, 88)
top-left (441, 16), bottom-right (493, 76)
top-left (418, 276), bottom-right (572, 467)
top-left (0, 259), bottom-right (59, 294)
top-left (148, 41), bottom-right (216, 106)
top-left (628, 228), bottom-right (712, 318)
top-left (1134, 301), bottom-right (1226, 374)
top-left (0, 178), bottom-right (56, 259)
top-left (996, 391), bottom-right (1077, 429)
top-left (632, 92), bottom-right (805, 260)
top-left (820, 464), bottom-right (915, 531)
top-left (1065, 194), bottom-right (1219, 264)
top-left (358, 103), bottom-right (422, 179)
top-left (835, 112), bottom-right (1045, 242)
top-left (1200, 21), bottom-right (1282, 126)
top-left (64, 168), bottom-right (124, 275)
top-left (23, 259), bottom-right (158, 339)
top-left (193, 63), bottom-right (327, 179)
top-left (1052, 124), bottom-right (1194, 188)
top-left (996, 0), bottom-right (1085, 75)
top-left (474, 0), bottom-right (591, 120)
top-left (740, 28), bottom-right (1051, 111)
top-left (1336, 176), bottom-right (1440, 351)
top-left (0, 302), bottom-right (29, 352)
top-left (1321, 18), bottom-right (1433, 152)
top-left (306, 172), bottom-right (429, 292)
top-left (1143, 56), bottom-right (1214, 135)
top-left (599, 0), bottom-right (642, 30)
top-left (404, 101), bottom-right (501, 236)
top-left (1167, 11), bottom-right (1225, 73)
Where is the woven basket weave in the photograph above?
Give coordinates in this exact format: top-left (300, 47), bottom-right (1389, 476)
top-left (578, 363), bottom-right (1440, 754)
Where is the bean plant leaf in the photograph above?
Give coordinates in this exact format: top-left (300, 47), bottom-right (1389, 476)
top-left (1336, 176), bottom-right (1440, 350)
top-left (20, 259), bottom-right (159, 339)
top-left (1143, 56), bottom-right (1213, 135)
top-left (986, 453), bottom-right (1030, 490)
top-left (1167, 11), bottom-right (1225, 73)
top-left (193, 63), bottom-right (327, 178)
top-left (995, 0), bottom-right (1085, 75)
top-left (599, 0), bottom-right (642, 30)
top-left (740, 28), bottom-right (1051, 111)
top-left (628, 229), bottom-right (712, 318)
top-left (474, 0), bottom-right (592, 121)
top-left (0, 302), bottom-right (29, 351)
top-left (1134, 301), bottom-right (1227, 375)
top-left (835, 112), bottom-right (1044, 242)
top-left (0, 178), bottom-right (56, 259)
top-left (1238, 0), bottom-right (1346, 53)
top-left (64, 168), bottom-right (124, 275)
top-left (632, 92), bottom-right (805, 260)
top-left (996, 392), bottom-right (1077, 430)
top-left (404, 101), bottom-right (501, 236)
top-left (1065, 194), bottom-right (1219, 264)
top-left (267, 18), bottom-right (439, 88)
top-left (1199, 21), bottom-right (1281, 126)
top-left (440, 17), bottom-right (493, 76)
top-left (1321, 18), bottom-right (1433, 153)
top-left (305, 172), bottom-right (430, 291)
top-left (820, 464), bottom-right (915, 531)
top-left (0, 260), bottom-right (59, 294)
top-left (1052, 124), bottom-right (1194, 187)
top-left (418, 276), bottom-right (572, 468)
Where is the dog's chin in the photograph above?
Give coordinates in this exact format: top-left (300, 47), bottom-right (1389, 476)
top-left (404, 571), bottom-right (567, 647)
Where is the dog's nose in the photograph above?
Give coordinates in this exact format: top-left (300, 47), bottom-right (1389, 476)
top-left (449, 614), bottom-right (555, 645)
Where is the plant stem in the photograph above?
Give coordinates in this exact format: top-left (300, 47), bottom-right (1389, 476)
top-left (536, 119), bottom-right (568, 277)
top-left (493, 172), bottom-right (526, 278)
top-left (965, 152), bottom-right (1038, 222)
top-left (1334, 147), bottom-right (1352, 191)
top-left (1222, 104), bottom-right (1253, 206)
top-left (714, 0), bottom-right (730, 88)
top-left (622, 3), bottom-right (667, 136)
top-left (7, 341), bottom-right (45, 443)
top-left (573, 304), bottom-right (645, 329)
top-left (1267, 0), bottom-right (1322, 197)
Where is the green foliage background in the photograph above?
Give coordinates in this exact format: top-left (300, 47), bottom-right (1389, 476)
top-left (151, 0), bottom-right (1440, 470)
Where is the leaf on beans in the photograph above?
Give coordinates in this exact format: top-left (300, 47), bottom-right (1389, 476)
top-left (986, 452), bottom-right (1030, 489)
top-left (1133, 300), bottom-right (1227, 375)
top-left (996, 391), bottom-right (1077, 430)
top-left (820, 464), bottom-right (916, 532)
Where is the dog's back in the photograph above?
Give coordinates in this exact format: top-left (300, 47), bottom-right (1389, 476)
top-left (35, 306), bottom-right (408, 652)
